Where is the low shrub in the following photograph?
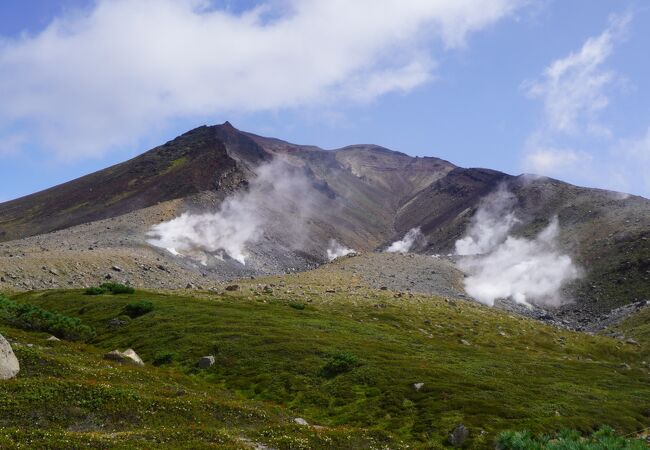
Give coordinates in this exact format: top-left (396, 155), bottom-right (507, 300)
top-left (496, 426), bottom-right (647, 449)
top-left (100, 282), bottom-right (135, 294)
top-left (84, 287), bottom-right (105, 295)
top-left (320, 352), bottom-right (361, 378)
top-left (0, 296), bottom-right (95, 341)
top-left (153, 351), bottom-right (176, 366)
top-left (122, 300), bottom-right (154, 318)
top-left (288, 302), bottom-right (306, 310)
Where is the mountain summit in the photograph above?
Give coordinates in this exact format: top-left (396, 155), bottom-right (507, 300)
top-left (0, 123), bottom-right (648, 315)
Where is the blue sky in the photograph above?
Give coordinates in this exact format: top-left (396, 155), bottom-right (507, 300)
top-left (1, 0), bottom-right (649, 201)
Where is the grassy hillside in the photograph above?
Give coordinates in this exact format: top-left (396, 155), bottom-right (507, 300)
top-left (2, 264), bottom-right (648, 448)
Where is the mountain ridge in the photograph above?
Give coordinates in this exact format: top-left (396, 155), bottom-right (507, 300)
top-left (1, 122), bottom-right (649, 315)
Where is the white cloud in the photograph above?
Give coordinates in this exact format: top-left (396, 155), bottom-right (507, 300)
top-left (521, 136), bottom-right (591, 175)
top-left (520, 13), bottom-right (650, 198)
top-left (0, 0), bottom-right (525, 159)
top-left (523, 13), bottom-right (629, 134)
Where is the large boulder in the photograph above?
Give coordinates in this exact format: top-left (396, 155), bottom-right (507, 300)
top-left (104, 348), bottom-right (144, 366)
top-left (197, 355), bottom-right (215, 369)
top-left (0, 334), bottom-right (20, 380)
top-left (448, 424), bottom-right (469, 447)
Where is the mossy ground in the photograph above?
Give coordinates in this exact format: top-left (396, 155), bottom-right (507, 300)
top-left (2, 262), bottom-right (649, 449)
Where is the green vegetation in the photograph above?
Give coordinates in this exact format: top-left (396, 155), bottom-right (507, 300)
top-left (496, 426), bottom-right (647, 449)
top-left (2, 266), bottom-right (649, 448)
top-left (85, 282), bottom-right (135, 296)
top-left (0, 295), bottom-right (95, 341)
top-left (160, 156), bottom-right (189, 175)
top-left (84, 286), bottom-right (104, 295)
top-left (100, 282), bottom-right (135, 294)
top-left (320, 351), bottom-right (361, 378)
top-left (153, 350), bottom-right (176, 366)
top-left (122, 300), bottom-right (154, 318)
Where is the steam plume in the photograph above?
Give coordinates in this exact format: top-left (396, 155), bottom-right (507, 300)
top-left (455, 187), bottom-right (580, 307)
top-left (385, 227), bottom-right (423, 253)
top-left (326, 240), bottom-right (355, 261)
top-left (147, 159), bottom-right (319, 265)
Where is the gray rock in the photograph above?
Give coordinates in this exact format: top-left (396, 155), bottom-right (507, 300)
top-left (46, 335), bottom-right (61, 342)
top-left (448, 424), bottom-right (469, 447)
top-left (111, 265), bottom-right (123, 272)
top-left (294, 417), bottom-right (309, 426)
top-left (413, 382), bottom-right (424, 391)
top-left (0, 334), bottom-right (20, 380)
top-left (198, 355), bottom-right (215, 369)
top-left (104, 348), bottom-right (144, 366)
top-left (107, 318), bottom-right (127, 328)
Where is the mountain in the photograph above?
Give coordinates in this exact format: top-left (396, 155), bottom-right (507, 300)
top-left (0, 122), bottom-right (648, 315)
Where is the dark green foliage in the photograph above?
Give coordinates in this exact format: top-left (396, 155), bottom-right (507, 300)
top-left (496, 427), bottom-right (647, 450)
top-left (153, 351), bottom-right (176, 366)
top-left (84, 286), bottom-right (105, 295)
top-left (122, 300), bottom-right (154, 318)
top-left (100, 282), bottom-right (135, 294)
top-left (288, 301), bottom-right (306, 310)
top-left (320, 352), bottom-right (361, 378)
top-left (6, 284), bottom-right (650, 447)
top-left (0, 296), bottom-right (95, 341)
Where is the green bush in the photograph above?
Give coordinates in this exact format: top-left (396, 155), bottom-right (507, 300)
top-left (153, 351), bottom-right (176, 366)
top-left (84, 286), bottom-right (105, 295)
top-left (320, 352), bottom-right (361, 378)
top-left (122, 300), bottom-right (154, 318)
top-left (496, 426), bottom-right (647, 450)
top-left (0, 296), bottom-right (95, 341)
top-left (100, 282), bottom-right (135, 294)
top-left (288, 302), bottom-right (306, 310)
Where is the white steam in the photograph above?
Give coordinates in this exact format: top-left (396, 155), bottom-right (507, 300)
top-left (385, 227), bottom-right (423, 253)
top-left (147, 159), bottom-right (318, 265)
top-left (326, 240), bottom-right (355, 261)
top-left (455, 187), bottom-right (580, 307)
top-left (455, 187), bottom-right (519, 255)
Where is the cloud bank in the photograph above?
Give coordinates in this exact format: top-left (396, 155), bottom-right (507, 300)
top-left (146, 158), bottom-right (319, 265)
top-left (0, 0), bottom-right (526, 158)
top-left (455, 187), bottom-right (580, 307)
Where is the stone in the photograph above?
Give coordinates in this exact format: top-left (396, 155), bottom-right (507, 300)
top-left (46, 335), bottom-right (61, 342)
top-left (104, 348), bottom-right (144, 366)
top-left (198, 355), bottom-right (215, 369)
top-left (294, 418), bottom-right (309, 426)
top-left (0, 334), bottom-right (20, 380)
top-left (111, 265), bottom-right (123, 272)
top-left (448, 425), bottom-right (469, 447)
top-left (107, 318), bottom-right (127, 328)
top-left (413, 382), bottom-right (424, 391)
top-left (225, 284), bottom-right (240, 291)
top-left (460, 339), bottom-right (471, 346)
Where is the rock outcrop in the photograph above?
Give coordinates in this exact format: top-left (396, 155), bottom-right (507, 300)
top-left (0, 334), bottom-right (20, 380)
top-left (104, 348), bottom-right (145, 366)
